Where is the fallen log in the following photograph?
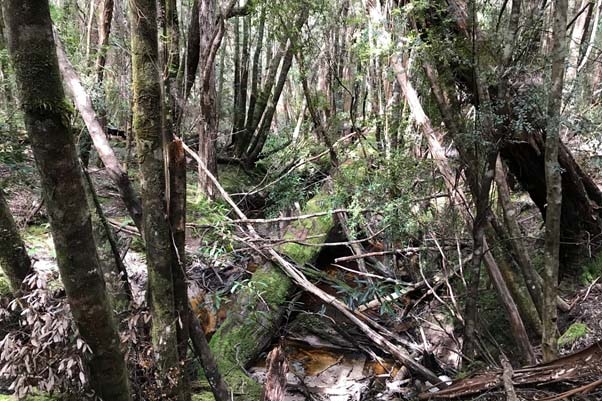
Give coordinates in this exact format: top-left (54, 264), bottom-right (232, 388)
top-left (419, 340), bottom-right (602, 400)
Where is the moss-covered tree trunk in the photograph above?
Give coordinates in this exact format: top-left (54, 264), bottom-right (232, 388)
top-left (208, 192), bottom-right (335, 398)
top-left (0, 189), bottom-right (32, 294)
top-left (2, 2), bottom-right (131, 400)
top-left (129, 0), bottom-right (185, 398)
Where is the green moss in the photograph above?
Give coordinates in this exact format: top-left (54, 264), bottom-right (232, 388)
top-left (0, 271), bottom-right (11, 297)
top-left (558, 323), bottom-right (588, 347)
top-left (581, 254), bottom-right (602, 284)
top-left (207, 265), bottom-right (290, 399)
top-left (279, 193), bottom-right (333, 264)
top-left (192, 393), bottom-right (219, 401)
top-left (23, 224), bottom-right (53, 258)
top-left (218, 164), bottom-right (260, 194)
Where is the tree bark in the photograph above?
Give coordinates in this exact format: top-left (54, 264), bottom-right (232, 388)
top-left (542, 0), bottom-right (569, 362)
top-left (495, 157), bottom-right (545, 316)
top-left (82, 168), bottom-right (132, 312)
top-left (94, 0), bottom-right (114, 83)
top-left (198, 0), bottom-right (220, 197)
top-left (3, 2), bottom-right (131, 399)
top-left (0, 189), bottom-right (32, 295)
top-left (129, 0), bottom-right (182, 396)
top-left (54, 32), bottom-right (144, 234)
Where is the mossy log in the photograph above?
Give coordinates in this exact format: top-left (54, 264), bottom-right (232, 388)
top-left (207, 191), bottom-right (335, 399)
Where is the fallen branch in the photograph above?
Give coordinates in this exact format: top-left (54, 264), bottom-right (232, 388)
top-left (182, 142), bottom-right (448, 388)
top-left (229, 208), bottom-right (371, 224)
top-left (420, 339), bottom-right (602, 399)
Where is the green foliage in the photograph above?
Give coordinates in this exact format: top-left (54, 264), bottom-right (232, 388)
top-left (0, 271), bottom-right (11, 298)
top-left (0, 129), bottom-right (27, 166)
top-left (580, 254), bottom-right (602, 284)
top-left (558, 323), bottom-right (588, 347)
top-left (278, 192), bottom-right (334, 264)
top-left (334, 147), bottom-right (436, 242)
top-left (187, 190), bottom-right (234, 257)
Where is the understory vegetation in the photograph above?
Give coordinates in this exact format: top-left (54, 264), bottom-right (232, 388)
top-left (1, 0), bottom-right (602, 400)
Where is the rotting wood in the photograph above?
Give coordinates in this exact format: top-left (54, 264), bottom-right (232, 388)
top-left (420, 339), bottom-right (602, 400)
top-left (262, 346), bottom-right (288, 401)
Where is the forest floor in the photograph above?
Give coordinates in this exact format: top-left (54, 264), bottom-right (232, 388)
top-left (2, 140), bottom-right (602, 401)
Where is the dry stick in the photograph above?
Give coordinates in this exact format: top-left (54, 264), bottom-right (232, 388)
top-left (229, 208), bottom-right (370, 224)
top-left (537, 377), bottom-right (602, 401)
top-left (334, 248), bottom-right (435, 263)
top-left (331, 263), bottom-right (406, 284)
top-left (182, 142), bottom-right (447, 388)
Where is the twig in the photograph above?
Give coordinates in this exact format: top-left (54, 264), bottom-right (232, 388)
top-left (334, 248), bottom-right (431, 263)
top-left (331, 263), bottom-right (409, 284)
top-left (229, 208), bottom-right (372, 224)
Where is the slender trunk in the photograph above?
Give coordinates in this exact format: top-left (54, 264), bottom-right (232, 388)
top-left (239, 7), bottom-right (265, 156)
top-left (565, 0), bottom-right (591, 90)
top-left (246, 38), bottom-right (297, 163)
top-left (189, 312), bottom-right (230, 401)
top-left (495, 157), bottom-right (544, 315)
top-left (0, 189), bottom-right (32, 295)
top-left (233, 17), bottom-right (241, 132)
top-left (54, 33), bottom-right (144, 233)
top-left (542, 0), bottom-right (569, 362)
top-left (82, 168), bottom-right (132, 312)
top-left (198, 0), bottom-right (220, 197)
top-left (3, 2), bottom-right (131, 399)
top-left (129, 0), bottom-right (182, 395)
top-left (298, 55), bottom-right (339, 167)
top-left (95, 0), bottom-right (114, 83)
top-left (175, 0), bottom-right (200, 128)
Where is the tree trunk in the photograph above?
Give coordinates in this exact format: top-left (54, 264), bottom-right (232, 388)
top-left (82, 168), bottom-right (132, 312)
top-left (198, 0), bottom-right (219, 197)
top-left (495, 157), bottom-right (545, 316)
top-left (175, 0), bottom-right (200, 128)
top-left (542, 0), bottom-right (569, 362)
top-left (54, 33), bottom-right (144, 234)
top-left (129, 0), bottom-right (182, 396)
top-left (3, 2), bottom-right (131, 400)
top-left (94, 0), bottom-right (114, 83)
top-left (0, 189), bottom-right (32, 295)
